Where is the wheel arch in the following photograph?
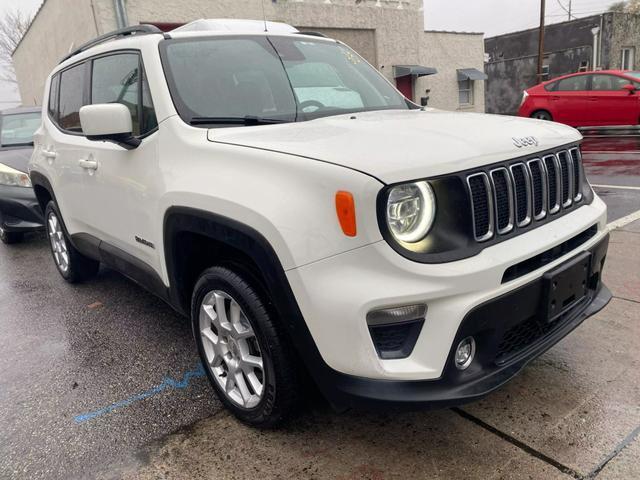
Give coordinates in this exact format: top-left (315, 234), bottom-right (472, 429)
top-left (30, 171), bottom-right (55, 213)
top-left (162, 207), bottom-right (348, 406)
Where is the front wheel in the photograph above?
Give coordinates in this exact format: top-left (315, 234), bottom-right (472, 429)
top-left (192, 266), bottom-right (299, 428)
top-left (44, 201), bottom-right (99, 283)
top-left (530, 110), bottom-right (552, 121)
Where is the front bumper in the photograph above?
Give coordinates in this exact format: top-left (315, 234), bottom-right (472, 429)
top-left (285, 194), bottom-right (610, 408)
top-left (0, 185), bottom-right (44, 233)
top-left (303, 235), bottom-right (610, 411)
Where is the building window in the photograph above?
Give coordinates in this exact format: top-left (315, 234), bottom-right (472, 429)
top-left (541, 64), bottom-right (550, 81)
top-left (458, 79), bottom-right (473, 105)
top-left (622, 47), bottom-right (635, 70)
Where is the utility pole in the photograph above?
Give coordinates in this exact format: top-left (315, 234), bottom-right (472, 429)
top-left (537, 0), bottom-right (546, 82)
top-left (568, 0), bottom-right (572, 21)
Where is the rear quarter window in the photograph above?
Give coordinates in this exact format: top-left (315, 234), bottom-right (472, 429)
top-left (48, 74), bottom-right (60, 121)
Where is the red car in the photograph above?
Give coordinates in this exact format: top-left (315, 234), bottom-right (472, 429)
top-left (518, 70), bottom-right (640, 127)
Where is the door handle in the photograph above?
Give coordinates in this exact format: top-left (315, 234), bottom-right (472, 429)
top-left (78, 158), bottom-right (98, 170)
top-left (550, 96), bottom-right (560, 101)
top-left (42, 149), bottom-right (57, 159)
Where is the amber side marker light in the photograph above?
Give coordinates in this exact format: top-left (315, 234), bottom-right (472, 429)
top-left (335, 191), bottom-right (357, 237)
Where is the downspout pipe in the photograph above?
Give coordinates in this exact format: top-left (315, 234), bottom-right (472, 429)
top-left (591, 26), bottom-right (600, 71)
top-left (113, 0), bottom-right (129, 29)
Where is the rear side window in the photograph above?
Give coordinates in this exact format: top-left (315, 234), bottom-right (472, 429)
top-left (556, 75), bottom-right (588, 91)
top-left (48, 74), bottom-right (60, 120)
top-left (58, 63), bottom-right (86, 132)
top-left (90, 52), bottom-right (157, 136)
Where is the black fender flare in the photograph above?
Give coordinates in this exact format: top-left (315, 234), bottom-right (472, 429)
top-left (163, 206), bottom-right (347, 407)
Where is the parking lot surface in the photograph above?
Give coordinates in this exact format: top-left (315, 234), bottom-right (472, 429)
top-left (1, 135), bottom-right (639, 480)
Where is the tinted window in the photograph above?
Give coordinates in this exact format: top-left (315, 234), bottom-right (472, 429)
top-left (591, 74), bottom-right (633, 91)
top-left (48, 74), bottom-right (59, 120)
top-left (58, 63), bottom-right (86, 132)
top-left (91, 53), bottom-right (157, 136)
top-left (556, 75), bottom-right (588, 91)
top-left (0, 112), bottom-right (41, 146)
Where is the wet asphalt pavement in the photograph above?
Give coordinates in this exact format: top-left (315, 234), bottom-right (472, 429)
top-left (1, 135), bottom-right (639, 480)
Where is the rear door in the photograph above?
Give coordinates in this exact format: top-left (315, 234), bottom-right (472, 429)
top-left (39, 61), bottom-right (93, 235)
top-left (548, 75), bottom-right (589, 126)
top-left (585, 74), bottom-right (640, 126)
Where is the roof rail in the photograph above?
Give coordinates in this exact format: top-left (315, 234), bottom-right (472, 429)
top-left (298, 31), bottom-right (328, 38)
top-left (60, 25), bottom-right (167, 63)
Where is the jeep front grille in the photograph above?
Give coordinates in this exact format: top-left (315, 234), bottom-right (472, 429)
top-left (467, 147), bottom-right (583, 242)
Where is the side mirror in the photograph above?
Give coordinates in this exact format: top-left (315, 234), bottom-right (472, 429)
top-left (622, 83), bottom-right (637, 94)
top-left (79, 104), bottom-right (140, 150)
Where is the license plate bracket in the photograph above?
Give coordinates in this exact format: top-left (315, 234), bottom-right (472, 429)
top-left (542, 251), bottom-right (591, 322)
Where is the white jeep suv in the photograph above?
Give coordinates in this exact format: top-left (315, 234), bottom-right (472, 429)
top-left (30, 20), bottom-right (611, 427)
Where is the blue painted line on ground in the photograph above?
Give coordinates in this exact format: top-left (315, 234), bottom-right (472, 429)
top-left (74, 363), bottom-right (206, 424)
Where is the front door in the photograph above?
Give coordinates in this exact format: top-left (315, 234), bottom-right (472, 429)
top-left (395, 75), bottom-right (413, 100)
top-left (585, 74), bottom-right (640, 126)
top-left (80, 51), bottom-right (160, 271)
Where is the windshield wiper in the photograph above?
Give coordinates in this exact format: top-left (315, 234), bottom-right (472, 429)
top-left (189, 116), bottom-right (289, 126)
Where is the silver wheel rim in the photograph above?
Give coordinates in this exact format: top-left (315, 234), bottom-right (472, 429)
top-left (47, 211), bottom-right (69, 273)
top-left (533, 112), bottom-right (549, 120)
top-left (199, 290), bottom-right (265, 409)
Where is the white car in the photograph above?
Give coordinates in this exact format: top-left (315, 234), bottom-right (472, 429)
top-left (30, 20), bottom-right (611, 427)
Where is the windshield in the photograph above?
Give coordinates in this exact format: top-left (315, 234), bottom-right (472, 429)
top-left (626, 71), bottom-right (640, 79)
top-left (0, 111), bottom-right (41, 146)
top-left (160, 35), bottom-right (411, 126)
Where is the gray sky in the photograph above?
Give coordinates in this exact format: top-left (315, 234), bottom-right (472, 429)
top-left (0, 0), bottom-right (628, 105)
top-left (425, 0), bottom-right (622, 36)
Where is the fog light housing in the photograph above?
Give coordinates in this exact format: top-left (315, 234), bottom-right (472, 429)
top-left (455, 336), bottom-right (476, 370)
top-left (367, 304), bottom-right (427, 360)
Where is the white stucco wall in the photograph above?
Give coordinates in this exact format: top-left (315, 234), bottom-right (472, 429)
top-left (12, 0), bottom-right (485, 113)
top-left (419, 31), bottom-right (486, 113)
top-left (12, 0), bottom-right (114, 105)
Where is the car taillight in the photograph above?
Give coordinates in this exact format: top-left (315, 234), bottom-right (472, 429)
top-left (520, 91), bottom-right (529, 106)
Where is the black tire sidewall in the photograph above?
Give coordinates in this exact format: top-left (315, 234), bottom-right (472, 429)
top-left (191, 267), bottom-right (287, 426)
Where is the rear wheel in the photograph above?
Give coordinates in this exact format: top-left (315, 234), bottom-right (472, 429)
top-left (531, 110), bottom-right (552, 121)
top-left (192, 266), bottom-right (299, 428)
top-left (45, 201), bottom-right (99, 283)
top-left (0, 227), bottom-right (24, 245)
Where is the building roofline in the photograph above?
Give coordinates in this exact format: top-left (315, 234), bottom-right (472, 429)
top-left (12, 0), bottom-right (47, 57)
top-left (484, 13), bottom-right (606, 41)
top-left (424, 29), bottom-right (484, 35)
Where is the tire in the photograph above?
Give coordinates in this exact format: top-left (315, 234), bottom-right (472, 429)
top-left (191, 266), bottom-right (299, 428)
top-left (44, 200), bottom-right (99, 283)
top-left (0, 227), bottom-right (24, 244)
top-left (530, 110), bottom-right (552, 121)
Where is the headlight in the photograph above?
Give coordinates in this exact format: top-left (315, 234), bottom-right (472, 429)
top-left (0, 162), bottom-right (32, 188)
top-left (386, 181), bottom-right (436, 243)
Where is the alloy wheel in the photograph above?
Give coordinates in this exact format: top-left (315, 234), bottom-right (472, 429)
top-left (199, 290), bottom-right (265, 409)
top-left (47, 211), bottom-right (69, 273)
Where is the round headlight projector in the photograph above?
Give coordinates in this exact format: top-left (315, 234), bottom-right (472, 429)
top-left (455, 336), bottom-right (476, 370)
top-left (386, 181), bottom-right (436, 243)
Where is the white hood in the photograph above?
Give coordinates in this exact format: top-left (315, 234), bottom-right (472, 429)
top-left (207, 109), bottom-right (582, 184)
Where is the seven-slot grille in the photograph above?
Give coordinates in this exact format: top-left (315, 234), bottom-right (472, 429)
top-left (467, 147), bottom-right (584, 242)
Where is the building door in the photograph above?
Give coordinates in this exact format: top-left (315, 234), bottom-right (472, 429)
top-left (395, 75), bottom-right (413, 100)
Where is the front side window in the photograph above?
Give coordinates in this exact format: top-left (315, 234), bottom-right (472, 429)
top-left (91, 53), bottom-right (157, 136)
top-left (458, 79), bottom-right (473, 105)
top-left (590, 74), bottom-right (632, 91)
top-left (0, 112), bottom-right (41, 147)
top-left (58, 63), bottom-right (86, 132)
top-left (556, 75), bottom-right (588, 91)
top-left (160, 35), bottom-right (411, 126)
